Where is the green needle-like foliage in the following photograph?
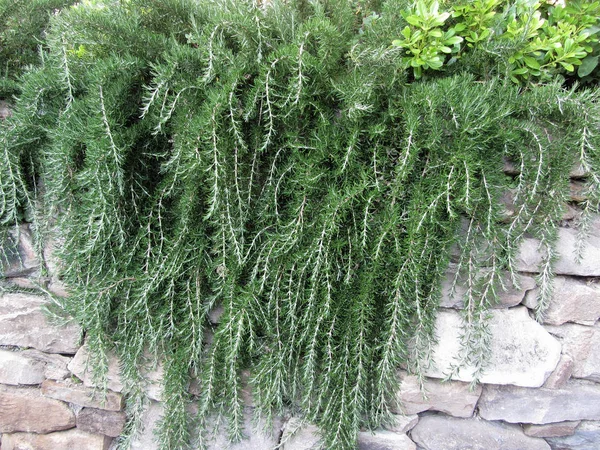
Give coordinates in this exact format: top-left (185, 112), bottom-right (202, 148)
top-left (1, 0), bottom-right (599, 449)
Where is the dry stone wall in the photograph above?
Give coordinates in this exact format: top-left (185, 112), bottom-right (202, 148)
top-left (1, 172), bottom-right (600, 450)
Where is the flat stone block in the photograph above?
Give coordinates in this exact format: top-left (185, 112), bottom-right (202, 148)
top-left (77, 408), bottom-right (127, 438)
top-left (42, 379), bottom-right (123, 411)
top-left (1, 429), bottom-right (112, 450)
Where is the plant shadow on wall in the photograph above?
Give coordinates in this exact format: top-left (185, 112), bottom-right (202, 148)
top-left (0, 0), bottom-right (599, 449)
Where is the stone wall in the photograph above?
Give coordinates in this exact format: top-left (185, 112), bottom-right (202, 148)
top-left (1, 184), bottom-right (600, 450)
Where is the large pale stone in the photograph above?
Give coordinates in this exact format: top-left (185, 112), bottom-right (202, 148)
top-left (68, 344), bottom-right (163, 400)
top-left (0, 349), bottom-right (46, 385)
top-left (0, 385), bottom-right (76, 433)
top-left (394, 371), bottom-right (481, 418)
top-left (517, 227), bottom-right (600, 276)
top-left (0, 225), bottom-right (39, 278)
top-left (523, 277), bottom-right (600, 326)
top-left (129, 401), bottom-right (163, 450)
top-left (20, 349), bottom-right (71, 380)
top-left (77, 408), bottom-right (127, 438)
top-left (68, 344), bottom-right (124, 393)
top-left (41, 379), bottom-right (123, 411)
top-left (440, 266), bottom-right (536, 309)
top-left (545, 421), bottom-right (600, 450)
top-left (383, 414), bottom-right (419, 434)
top-left (478, 380), bottom-right (600, 424)
top-left (280, 418), bottom-right (321, 450)
top-left (410, 415), bottom-right (550, 450)
top-left (357, 429), bottom-right (416, 450)
top-left (545, 323), bottom-right (600, 383)
top-left (523, 421), bottom-right (580, 438)
top-left (1, 429), bottom-right (111, 450)
top-left (425, 307), bottom-right (561, 387)
top-left (0, 293), bottom-right (81, 353)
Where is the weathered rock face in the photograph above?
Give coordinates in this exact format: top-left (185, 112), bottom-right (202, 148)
top-left (357, 429), bottom-right (416, 450)
top-left (0, 349), bottom-right (46, 385)
top-left (0, 225), bottom-right (39, 278)
top-left (68, 344), bottom-right (124, 393)
top-left (517, 227), bottom-right (600, 276)
top-left (543, 354), bottom-right (574, 389)
top-left (424, 307), bottom-right (561, 387)
top-left (383, 414), bottom-right (419, 434)
top-left (545, 421), bottom-right (600, 450)
top-left (280, 418), bottom-right (321, 450)
top-left (0, 293), bottom-right (81, 354)
top-left (77, 408), bottom-right (127, 438)
top-left (440, 267), bottom-right (536, 309)
top-left (129, 401), bottom-right (163, 450)
top-left (410, 414), bottom-right (550, 450)
top-left (523, 421), bottom-right (580, 438)
top-left (478, 381), bottom-right (600, 424)
top-left (545, 323), bottom-right (600, 383)
top-left (20, 349), bottom-right (71, 381)
top-left (523, 277), bottom-right (600, 326)
top-left (1, 429), bottom-right (112, 450)
top-left (394, 371), bottom-right (481, 418)
top-left (0, 385), bottom-right (76, 433)
top-left (41, 380), bottom-right (124, 411)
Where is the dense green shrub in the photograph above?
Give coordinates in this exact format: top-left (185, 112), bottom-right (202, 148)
top-left (1, 0), bottom-right (599, 449)
top-left (0, 0), bottom-right (77, 97)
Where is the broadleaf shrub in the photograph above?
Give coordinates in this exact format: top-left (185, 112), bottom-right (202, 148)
top-left (1, 0), bottom-right (599, 449)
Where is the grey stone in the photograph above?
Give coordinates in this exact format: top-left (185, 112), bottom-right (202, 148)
top-left (20, 349), bottom-right (71, 380)
top-left (478, 380), bottom-right (600, 424)
top-left (410, 414), bottom-right (550, 450)
top-left (570, 181), bottom-right (587, 203)
top-left (0, 349), bottom-right (46, 385)
top-left (383, 415), bottom-right (419, 434)
top-left (68, 344), bottom-right (124, 393)
top-left (0, 385), bottom-right (76, 433)
top-left (280, 418), bottom-right (321, 450)
top-left (129, 401), bottom-right (163, 450)
top-left (424, 307), bottom-right (561, 387)
top-left (523, 421), bottom-right (580, 438)
top-left (0, 293), bottom-right (81, 354)
top-left (394, 371), bottom-right (481, 418)
top-left (543, 354), bottom-right (574, 389)
top-left (77, 408), bottom-right (127, 438)
top-left (358, 429), bottom-right (416, 450)
top-left (440, 266), bottom-right (535, 309)
top-left (523, 277), bottom-right (600, 326)
top-left (0, 225), bottom-right (39, 278)
top-left (546, 421), bottom-right (600, 450)
top-left (517, 227), bottom-right (600, 276)
top-left (0, 100), bottom-right (11, 120)
top-left (42, 379), bottom-right (123, 411)
top-left (1, 429), bottom-right (112, 450)
top-left (545, 323), bottom-right (600, 383)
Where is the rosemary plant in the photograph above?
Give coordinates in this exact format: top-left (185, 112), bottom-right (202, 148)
top-left (1, 0), bottom-right (599, 448)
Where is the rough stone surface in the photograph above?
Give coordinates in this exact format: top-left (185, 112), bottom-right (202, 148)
top-left (410, 415), bottom-right (550, 450)
top-left (478, 381), bottom-right (600, 424)
top-left (0, 100), bottom-right (11, 120)
top-left (280, 418), bottom-right (321, 450)
top-left (440, 266), bottom-right (536, 309)
top-left (77, 408), bottom-right (127, 438)
top-left (1, 429), bottom-right (111, 450)
top-left (204, 408), bottom-right (283, 450)
top-left (545, 421), bottom-right (600, 450)
top-left (20, 349), bottom-right (71, 380)
top-left (545, 323), bottom-right (600, 383)
top-left (41, 379), bottom-right (123, 411)
top-left (543, 354), bottom-right (574, 389)
top-left (523, 277), bottom-right (600, 326)
top-left (129, 401), bottom-right (163, 450)
top-left (523, 421), bottom-right (580, 438)
top-left (68, 344), bottom-right (123, 393)
top-left (0, 349), bottom-right (46, 385)
top-left (517, 227), bottom-right (600, 276)
top-left (383, 414), bottom-right (419, 434)
top-left (425, 307), bottom-right (561, 387)
top-left (0, 225), bottom-right (39, 278)
top-left (357, 429), bottom-right (416, 450)
top-left (0, 293), bottom-right (81, 354)
top-left (0, 385), bottom-right (76, 433)
top-left (394, 371), bottom-right (481, 418)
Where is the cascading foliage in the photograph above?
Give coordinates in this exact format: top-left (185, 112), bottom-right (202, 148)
top-left (1, 0), bottom-right (599, 448)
